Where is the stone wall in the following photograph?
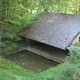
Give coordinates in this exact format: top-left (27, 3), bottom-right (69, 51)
top-left (72, 33), bottom-right (80, 45)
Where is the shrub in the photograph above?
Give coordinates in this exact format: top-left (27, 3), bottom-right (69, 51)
top-left (67, 45), bottom-right (80, 63)
top-left (29, 62), bottom-right (80, 80)
top-left (0, 57), bottom-right (33, 80)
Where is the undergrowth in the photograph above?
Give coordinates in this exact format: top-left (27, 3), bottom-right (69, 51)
top-left (0, 12), bottom-right (41, 56)
top-left (29, 62), bottom-right (80, 80)
top-left (0, 56), bottom-right (33, 80)
top-left (0, 45), bottom-right (80, 80)
top-left (67, 45), bottom-right (80, 63)
top-left (0, 1), bottom-right (80, 80)
top-left (28, 47), bottom-right (80, 80)
top-left (29, 45), bottom-right (80, 80)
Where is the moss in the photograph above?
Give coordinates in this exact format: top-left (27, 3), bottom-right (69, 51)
top-left (0, 56), bottom-right (33, 80)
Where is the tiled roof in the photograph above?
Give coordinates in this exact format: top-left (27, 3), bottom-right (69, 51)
top-left (19, 12), bottom-right (80, 50)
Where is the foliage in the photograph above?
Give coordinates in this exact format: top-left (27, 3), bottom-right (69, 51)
top-left (0, 1), bottom-right (41, 38)
top-left (0, 41), bottom-right (18, 56)
top-left (0, 56), bottom-right (80, 80)
top-left (67, 46), bottom-right (80, 63)
top-left (38, 0), bottom-right (80, 14)
top-left (28, 45), bottom-right (80, 80)
top-left (28, 62), bottom-right (80, 80)
top-left (0, 1), bottom-right (80, 80)
top-left (0, 0), bottom-right (80, 55)
top-left (30, 45), bottom-right (80, 80)
top-left (0, 56), bottom-right (33, 80)
top-left (0, 0), bottom-right (41, 55)
top-left (0, 0), bottom-right (80, 41)
top-left (0, 0), bottom-right (41, 41)
top-left (0, 25), bottom-right (18, 55)
top-left (28, 44), bottom-right (80, 80)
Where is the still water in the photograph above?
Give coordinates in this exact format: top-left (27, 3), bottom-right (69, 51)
top-left (6, 51), bottom-right (58, 73)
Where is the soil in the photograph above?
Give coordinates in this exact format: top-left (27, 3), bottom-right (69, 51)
top-left (6, 50), bottom-right (58, 73)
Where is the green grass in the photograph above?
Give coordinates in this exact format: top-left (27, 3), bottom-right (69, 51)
top-left (0, 45), bottom-right (80, 80)
top-left (29, 45), bottom-right (80, 80)
top-left (30, 62), bottom-right (80, 80)
top-left (0, 56), bottom-right (80, 80)
top-left (0, 56), bottom-right (33, 80)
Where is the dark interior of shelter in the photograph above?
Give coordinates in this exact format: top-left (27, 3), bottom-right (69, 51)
top-left (26, 39), bottom-right (69, 63)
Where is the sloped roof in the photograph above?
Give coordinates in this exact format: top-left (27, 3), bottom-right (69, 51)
top-left (19, 12), bottom-right (80, 50)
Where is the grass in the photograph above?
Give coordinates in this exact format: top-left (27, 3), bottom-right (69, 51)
top-left (0, 55), bottom-right (80, 80)
top-left (0, 45), bottom-right (80, 80)
top-left (0, 56), bottom-right (33, 80)
top-left (29, 62), bottom-right (80, 80)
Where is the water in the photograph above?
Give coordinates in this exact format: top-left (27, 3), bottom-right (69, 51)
top-left (6, 51), bottom-right (58, 73)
